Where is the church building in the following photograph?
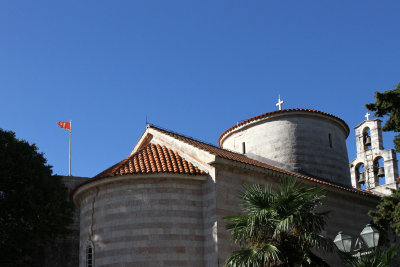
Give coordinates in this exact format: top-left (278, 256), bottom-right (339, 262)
top-left (71, 106), bottom-right (398, 266)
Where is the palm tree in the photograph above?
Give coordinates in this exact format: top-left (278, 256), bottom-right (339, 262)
top-left (223, 178), bottom-right (333, 267)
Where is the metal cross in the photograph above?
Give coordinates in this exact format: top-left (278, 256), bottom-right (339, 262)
top-left (365, 112), bottom-right (370, 120)
top-left (276, 95), bottom-right (284, 110)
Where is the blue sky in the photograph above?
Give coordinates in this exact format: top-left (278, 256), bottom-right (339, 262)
top-left (1, 1), bottom-right (399, 178)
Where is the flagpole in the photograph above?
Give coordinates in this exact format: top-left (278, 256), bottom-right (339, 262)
top-left (69, 120), bottom-right (72, 176)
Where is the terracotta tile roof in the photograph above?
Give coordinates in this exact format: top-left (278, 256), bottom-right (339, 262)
top-left (94, 143), bottom-right (206, 178)
top-left (149, 125), bottom-right (378, 199)
top-left (218, 109), bottom-right (350, 146)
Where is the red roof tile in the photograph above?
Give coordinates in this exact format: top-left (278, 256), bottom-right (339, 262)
top-left (149, 125), bottom-right (378, 199)
top-left (94, 143), bottom-right (206, 178)
top-left (218, 109), bottom-right (350, 146)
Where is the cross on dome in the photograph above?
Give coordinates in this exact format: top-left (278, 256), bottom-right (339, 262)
top-left (365, 112), bottom-right (370, 120)
top-left (276, 95), bottom-right (284, 110)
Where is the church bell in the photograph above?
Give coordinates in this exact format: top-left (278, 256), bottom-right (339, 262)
top-left (358, 172), bottom-right (365, 184)
top-left (364, 136), bottom-right (371, 146)
top-left (377, 167), bottom-right (385, 177)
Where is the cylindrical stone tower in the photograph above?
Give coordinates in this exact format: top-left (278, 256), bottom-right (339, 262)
top-left (219, 109), bottom-right (351, 186)
top-left (72, 143), bottom-right (208, 267)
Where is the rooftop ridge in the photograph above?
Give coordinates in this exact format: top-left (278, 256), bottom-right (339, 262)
top-left (218, 108), bottom-right (350, 146)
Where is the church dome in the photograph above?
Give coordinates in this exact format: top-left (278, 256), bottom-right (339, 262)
top-left (219, 109), bottom-right (351, 186)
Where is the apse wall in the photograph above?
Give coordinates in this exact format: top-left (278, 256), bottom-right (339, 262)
top-left (219, 109), bottom-right (351, 186)
top-left (75, 176), bottom-right (206, 267)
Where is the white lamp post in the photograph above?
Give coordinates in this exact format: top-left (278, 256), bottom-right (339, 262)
top-left (334, 224), bottom-right (380, 254)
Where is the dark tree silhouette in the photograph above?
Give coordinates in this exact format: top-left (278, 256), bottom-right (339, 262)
top-left (0, 129), bottom-right (74, 267)
top-left (366, 82), bottom-right (400, 152)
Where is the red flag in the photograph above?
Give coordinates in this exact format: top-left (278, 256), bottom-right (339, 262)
top-left (58, 121), bottom-right (71, 131)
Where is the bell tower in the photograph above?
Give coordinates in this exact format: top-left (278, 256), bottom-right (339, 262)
top-left (350, 113), bottom-right (399, 195)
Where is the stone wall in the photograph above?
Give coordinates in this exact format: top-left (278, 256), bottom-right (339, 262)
top-left (70, 165), bottom-right (380, 267)
top-left (214, 165), bottom-right (379, 266)
top-left (76, 175), bottom-right (207, 267)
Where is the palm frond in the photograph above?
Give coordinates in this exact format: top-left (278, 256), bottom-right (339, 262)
top-left (224, 244), bottom-right (280, 267)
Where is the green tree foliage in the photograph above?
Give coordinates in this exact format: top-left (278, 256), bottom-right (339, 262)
top-left (223, 178), bottom-right (333, 267)
top-left (369, 189), bottom-right (400, 240)
top-left (0, 129), bottom-right (74, 267)
top-left (366, 82), bottom-right (400, 152)
top-left (338, 244), bottom-right (399, 267)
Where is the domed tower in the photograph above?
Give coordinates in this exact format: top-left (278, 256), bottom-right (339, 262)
top-left (219, 109), bottom-right (351, 186)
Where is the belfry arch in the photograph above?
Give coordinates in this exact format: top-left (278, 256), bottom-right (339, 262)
top-left (350, 118), bottom-right (398, 195)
